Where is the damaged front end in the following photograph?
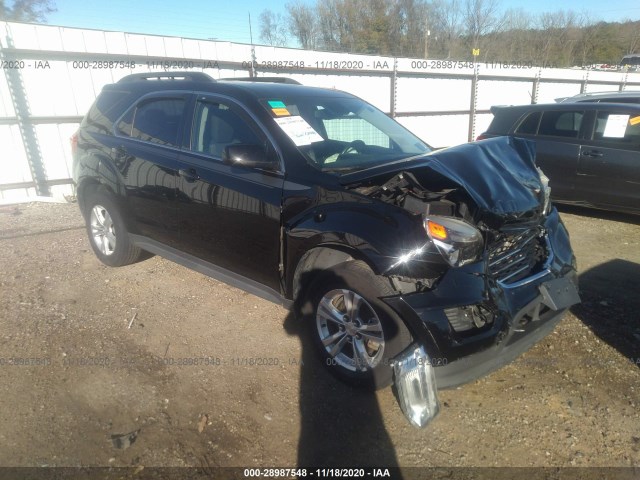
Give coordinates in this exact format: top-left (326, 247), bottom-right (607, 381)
top-left (342, 137), bottom-right (580, 427)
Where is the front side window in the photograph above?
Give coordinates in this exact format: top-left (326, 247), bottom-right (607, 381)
top-left (191, 100), bottom-right (263, 159)
top-left (538, 110), bottom-right (584, 138)
top-left (261, 96), bottom-right (430, 174)
top-left (592, 111), bottom-right (640, 150)
top-left (130, 98), bottom-right (185, 146)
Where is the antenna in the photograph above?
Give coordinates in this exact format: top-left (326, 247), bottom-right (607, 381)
top-left (248, 12), bottom-right (256, 78)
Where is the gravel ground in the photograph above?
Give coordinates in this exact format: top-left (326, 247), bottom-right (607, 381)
top-left (0, 201), bottom-right (638, 471)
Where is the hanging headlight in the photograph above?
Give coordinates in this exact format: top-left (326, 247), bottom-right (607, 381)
top-left (424, 216), bottom-right (484, 267)
top-left (537, 167), bottom-right (552, 216)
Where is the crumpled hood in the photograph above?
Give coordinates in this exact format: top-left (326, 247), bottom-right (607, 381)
top-left (340, 136), bottom-right (544, 218)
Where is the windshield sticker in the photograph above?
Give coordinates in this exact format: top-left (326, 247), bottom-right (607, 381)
top-left (602, 114), bottom-right (630, 138)
top-left (274, 116), bottom-right (323, 146)
top-left (271, 107), bottom-right (291, 116)
top-left (630, 115), bottom-right (640, 126)
top-left (268, 100), bottom-right (291, 117)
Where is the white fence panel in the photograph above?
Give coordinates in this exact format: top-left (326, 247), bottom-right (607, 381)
top-left (396, 77), bottom-right (472, 112)
top-left (2, 20), bottom-right (640, 200)
top-left (0, 73), bottom-right (15, 116)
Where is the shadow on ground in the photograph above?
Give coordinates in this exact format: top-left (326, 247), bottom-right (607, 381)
top-left (571, 259), bottom-right (640, 367)
top-left (282, 269), bottom-right (404, 470)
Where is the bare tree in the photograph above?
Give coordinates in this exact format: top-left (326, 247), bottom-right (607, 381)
top-left (573, 12), bottom-right (597, 67)
top-left (496, 8), bottom-right (535, 61)
top-left (0, 0), bottom-right (55, 22)
top-left (430, 0), bottom-right (463, 58)
top-left (463, 0), bottom-right (502, 54)
top-left (258, 9), bottom-right (288, 46)
top-left (621, 19), bottom-right (640, 54)
top-left (537, 10), bottom-right (579, 66)
top-left (388, 0), bottom-right (428, 57)
top-left (286, 1), bottom-right (318, 50)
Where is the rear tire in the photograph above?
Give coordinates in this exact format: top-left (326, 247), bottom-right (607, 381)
top-left (305, 260), bottom-right (412, 390)
top-left (84, 191), bottom-right (143, 267)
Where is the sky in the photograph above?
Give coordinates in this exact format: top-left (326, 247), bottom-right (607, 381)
top-left (46, 0), bottom-right (640, 47)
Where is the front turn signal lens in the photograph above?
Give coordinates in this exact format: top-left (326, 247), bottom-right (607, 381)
top-left (427, 220), bottom-right (448, 240)
top-left (424, 216), bottom-right (484, 267)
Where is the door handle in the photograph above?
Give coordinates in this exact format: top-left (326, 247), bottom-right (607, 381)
top-left (179, 168), bottom-right (200, 182)
top-left (581, 150), bottom-right (603, 158)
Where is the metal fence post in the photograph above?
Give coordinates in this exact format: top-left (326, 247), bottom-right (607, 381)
top-left (390, 58), bottom-right (398, 118)
top-left (620, 69), bottom-right (629, 91)
top-left (580, 71), bottom-right (589, 94)
top-left (1, 32), bottom-right (50, 196)
top-left (531, 68), bottom-right (541, 104)
top-left (467, 62), bottom-right (479, 142)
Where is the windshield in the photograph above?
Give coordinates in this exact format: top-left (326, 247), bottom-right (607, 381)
top-left (261, 95), bottom-right (431, 173)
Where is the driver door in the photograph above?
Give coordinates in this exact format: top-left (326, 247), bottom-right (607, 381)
top-left (175, 95), bottom-right (284, 291)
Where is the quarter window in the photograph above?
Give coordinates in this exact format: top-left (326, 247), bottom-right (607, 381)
top-left (116, 109), bottom-right (134, 137)
top-left (515, 112), bottom-right (541, 135)
top-left (538, 111), bottom-right (584, 138)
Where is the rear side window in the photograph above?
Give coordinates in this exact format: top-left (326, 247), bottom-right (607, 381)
top-left (515, 112), bottom-right (541, 135)
top-left (129, 98), bottom-right (185, 146)
top-left (538, 110), bottom-right (584, 138)
top-left (592, 111), bottom-right (640, 150)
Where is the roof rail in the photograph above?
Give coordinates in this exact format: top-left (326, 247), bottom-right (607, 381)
top-left (220, 77), bottom-right (301, 85)
top-left (117, 72), bottom-right (215, 83)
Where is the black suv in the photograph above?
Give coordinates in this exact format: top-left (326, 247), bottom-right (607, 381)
top-left (479, 103), bottom-right (640, 215)
top-left (555, 90), bottom-right (640, 104)
top-left (72, 73), bottom-right (579, 426)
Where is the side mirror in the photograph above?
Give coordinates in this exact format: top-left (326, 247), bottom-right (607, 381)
top-left (223, 144), bottom-right (277, 170)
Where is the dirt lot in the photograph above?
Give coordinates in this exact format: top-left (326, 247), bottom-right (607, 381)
top-left (0, 201), bottom-right (638, 471)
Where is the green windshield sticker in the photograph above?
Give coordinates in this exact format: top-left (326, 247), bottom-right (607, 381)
top-left (268, 100), bottom-right (286, 108)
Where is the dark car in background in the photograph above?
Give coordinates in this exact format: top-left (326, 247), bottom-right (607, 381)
top-left (72, 72), bottom-right (579, 427)
top-left (479, 103), bottom-right (640, 215)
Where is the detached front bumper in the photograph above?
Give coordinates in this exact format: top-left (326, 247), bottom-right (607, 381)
top-left (432, 273), bottom-right (577, 388)
top-left (385, 209), bottom-right (580, 389)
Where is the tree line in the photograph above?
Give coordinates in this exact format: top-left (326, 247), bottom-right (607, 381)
top-left (260, 0), bottom-right (640, 67)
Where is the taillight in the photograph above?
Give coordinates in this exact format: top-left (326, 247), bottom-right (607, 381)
top-left (70, 131), bottom-right (78, 157)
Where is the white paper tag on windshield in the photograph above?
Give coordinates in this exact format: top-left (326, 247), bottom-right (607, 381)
top-left (602, 114), bottom-right (630, 138)
top-left (274, 116), bottom-right (323, 146)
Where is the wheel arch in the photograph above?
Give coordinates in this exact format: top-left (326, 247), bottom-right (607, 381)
top-left (79, 178), bottom-right (142, 241)
top-left (290, 245), bottom-right (389, 304)
top-left (76, 178), bottom-right (104, 217)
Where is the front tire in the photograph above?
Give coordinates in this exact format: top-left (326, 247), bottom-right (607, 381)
top-left (306, 260), bottom-right (412, 390)
top-left (84, 191), bottom-right (143, 267)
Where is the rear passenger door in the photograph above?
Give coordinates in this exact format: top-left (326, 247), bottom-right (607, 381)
top-left (175, 95), bottom-right (284, 292)
top-left (113, 94), bottom-right (188, 246)
top-left (515, 109), bottom-right (586, 203)
top-left (576, 108), bottom-right (640, 211)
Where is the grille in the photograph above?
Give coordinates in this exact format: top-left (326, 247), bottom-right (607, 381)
top-left (488, 228), bottom-right (546, 284)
